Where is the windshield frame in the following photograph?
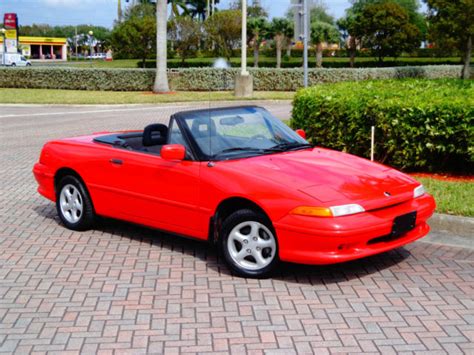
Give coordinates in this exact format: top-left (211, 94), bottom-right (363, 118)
top-left (172, 106), bottom-right (311, 162)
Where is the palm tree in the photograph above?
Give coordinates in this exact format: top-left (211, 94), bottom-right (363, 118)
top-left (153, 0), bottom-right (170, 92)
top-left (310, 21), bottom-right (340, 68)
top-left (248, 17), bottom-right (268, 68)
top-left (169, 0), bottom-right (189, 18)
top-left (269, 18), bottom-right (292, 69)
top-left (186, 0), bottom-right (219, 20)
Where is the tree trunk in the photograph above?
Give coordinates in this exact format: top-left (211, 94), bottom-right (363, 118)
top-left (153, 0), bottom-right (170, 93)
top-left (316, 43), bottom-right (323, 68)
top-left (286, 44), bottom-right (291, 58)
top-left (349, 36), bottom-right (356, 68)
top-left (276, 36), bottom-right (282, 69)
top-left (253, 43), bottom-right (259, 68)
top-left (462, 35), bottom-right (472, 80)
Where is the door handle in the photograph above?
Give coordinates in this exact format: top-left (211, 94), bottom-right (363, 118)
top-left (109, 158), bottom-right (123, 165)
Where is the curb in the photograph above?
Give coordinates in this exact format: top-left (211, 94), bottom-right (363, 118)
top-left (429, 213), bottom-right (473, 237)
top-left (425, 213), bottom-right (473, 249)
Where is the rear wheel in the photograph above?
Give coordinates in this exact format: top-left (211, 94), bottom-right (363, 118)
top-left (56, 175), bottom-right (95, 231)
top-left (220, 209), bottom-right (279, 278)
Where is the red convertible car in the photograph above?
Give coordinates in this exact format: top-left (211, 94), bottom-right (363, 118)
top-left (33, 106), bottom-right (435, 277)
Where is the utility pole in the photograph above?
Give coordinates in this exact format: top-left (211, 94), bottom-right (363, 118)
top-left (293, 0), bottom-right (309, 87)
top-left (303, 0), bottom-right (308, 87)
top-left (75, 26), bottom-right (78, 60)
top-left (234, 0), bottom-right (253, 97)
top-left (118, 0), bottom-right (123, 22)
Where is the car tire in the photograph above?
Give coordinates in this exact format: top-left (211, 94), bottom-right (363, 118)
top-left (11, 63), bottom-right (16, 67)
top-left (56, 175), bottom-right (95, 231)
top-left (220, 209), bottom-right (279, 278)
top-left (26, 63), bottom-right (31, 67)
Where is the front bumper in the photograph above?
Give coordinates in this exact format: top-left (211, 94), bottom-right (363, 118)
top-left (33, 163), bottom-right (55, 201)
top-left (274, 194), bottom-right (436, 265)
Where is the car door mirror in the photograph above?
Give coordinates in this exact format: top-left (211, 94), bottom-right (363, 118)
top-left (295, 129), bottom-right (306, 139)
top-left (161, 144), bottom-right (186, 161)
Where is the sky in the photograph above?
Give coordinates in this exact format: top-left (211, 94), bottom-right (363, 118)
top-left (1, 0), bottom-right (426, 29)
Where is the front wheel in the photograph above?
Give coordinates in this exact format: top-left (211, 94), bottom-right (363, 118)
top-left (220, 209), bottom-right (279, 278)
top-left (56, 175), bottom-right (95, 231)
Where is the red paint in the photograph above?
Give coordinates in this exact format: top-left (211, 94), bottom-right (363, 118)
top-left (33, 133), bottom-right (436, 265)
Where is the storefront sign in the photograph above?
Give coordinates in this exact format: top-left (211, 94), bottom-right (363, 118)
top-left (5, 30), bottom-right (17, 40)
top-left (4, 13), bottom-right (18, 29)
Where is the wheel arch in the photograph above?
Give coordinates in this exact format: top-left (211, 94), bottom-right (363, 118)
top-left (209, 197), bottom-right (273, 244)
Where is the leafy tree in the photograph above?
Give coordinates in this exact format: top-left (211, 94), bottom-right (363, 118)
top-left (425, 0), bottom-right (474, 79)
top-left (352, 2), bottom-right (421, 62)
top-left (269, 18), bottom-right (293, 68)
top-left (310, 3), bottom-right (335, 25)
top-left (111, 3), bottom-right (156, 67)
top-left (337, 16), bottom-right (358, 67)
top-left (310, 21), bottom-right (340, 67)
top-left (169, 16), bottom-right (201, 63)
top-left (204, 10), bottom-right (242, 60)
top-left (350, 0), bottom-right (427, 37)
top-left (231, 0), bottom-right (268, 18)
top-left (247, 17), bottom-right (269, 67)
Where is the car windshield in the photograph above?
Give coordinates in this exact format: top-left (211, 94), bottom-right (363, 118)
top-left (180, 107), bottom-right (310, 160)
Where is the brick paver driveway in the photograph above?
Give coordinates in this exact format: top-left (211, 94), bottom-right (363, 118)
top-left (1, 103), bottom-right (473, 354)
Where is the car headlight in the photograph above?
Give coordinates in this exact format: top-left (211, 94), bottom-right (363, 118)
top-left (413, 185), bottom-right (425, 198)
top-left (291, 204), bottom-right (365, 218)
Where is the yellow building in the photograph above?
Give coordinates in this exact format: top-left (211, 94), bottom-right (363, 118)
top-left (0, 36), bottom-right (68, 60)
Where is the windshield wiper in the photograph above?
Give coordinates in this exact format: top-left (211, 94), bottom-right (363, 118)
top-left (212, 147), bottom-right (264, 158)
top-left (265, 142), bottom-right (313, 152)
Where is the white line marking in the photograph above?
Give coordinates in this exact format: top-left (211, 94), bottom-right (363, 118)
top-left (0, 104), bottom-right (192, 118)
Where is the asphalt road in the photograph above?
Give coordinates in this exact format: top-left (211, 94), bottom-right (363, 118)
top-left (0, 103), bottom-right (472, 354)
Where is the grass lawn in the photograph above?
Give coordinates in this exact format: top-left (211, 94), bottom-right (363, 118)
top-left (0, 88), bottom-right (294, 104)
top-left (414, 177), bottom-right (474, 217)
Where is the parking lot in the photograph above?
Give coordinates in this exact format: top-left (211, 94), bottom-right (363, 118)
top-left (0, 103), bottom-right (473, 354)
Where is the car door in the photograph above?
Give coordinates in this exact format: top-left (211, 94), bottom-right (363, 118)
top-left (98, 121), bottom-right (208, 239)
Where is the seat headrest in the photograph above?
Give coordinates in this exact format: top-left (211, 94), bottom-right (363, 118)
top-left (143, 124), bottom-right (168, 147)
top-left (191, 118), bottom-right (217, 138)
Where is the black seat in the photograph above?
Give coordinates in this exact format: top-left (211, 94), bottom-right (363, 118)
top-left (143, 124), bottom-right (168, 147)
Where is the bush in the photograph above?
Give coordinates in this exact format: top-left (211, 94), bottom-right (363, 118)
top-left (291, 79), bottom-right (474, 173)
top-left (0, 65), bottom-right (464, 92)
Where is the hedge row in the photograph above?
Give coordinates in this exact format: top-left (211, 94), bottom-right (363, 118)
top-left (146, 58), bottom-right (464, 69)
top-left (292, 79), bottom-right (474, 173)
top-left (0, 65), bottom-right (463, 91)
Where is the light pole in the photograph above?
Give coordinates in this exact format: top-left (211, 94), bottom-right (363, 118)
top-left (241, 0), bottom-right (248, 76)
top-left (234, 0), bottom-right (253, 97)
top-left (302, 0), bottom-right (308, 87)
top-left (1, 28), bottom-right (6, 66)
top-left (88, 30), bottom-right (94, 63)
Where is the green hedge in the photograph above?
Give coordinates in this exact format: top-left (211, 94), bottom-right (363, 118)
top-left (144, 57), bottom-right (464, 69)
top-left (0, 65), bottom-right (463, 92)
top-left (292, 79), bottom-right (474, 173)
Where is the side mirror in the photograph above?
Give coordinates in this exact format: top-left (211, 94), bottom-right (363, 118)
top-left (161, 144), bottom-right (186, 161)
top-left (295, 129), bottom-right (306, 139)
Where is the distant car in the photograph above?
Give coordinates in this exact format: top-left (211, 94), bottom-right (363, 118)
top-left (1, 53), bottom-right (31, 67)
top-left (33, 106), bottom-right (436, 278)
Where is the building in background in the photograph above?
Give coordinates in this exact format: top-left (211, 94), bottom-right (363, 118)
top-left (0, 36), bottom-right (68, 60)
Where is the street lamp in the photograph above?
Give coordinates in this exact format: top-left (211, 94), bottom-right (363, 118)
top-left (234, 0), bottom-right (253, 97)
top-left (1, 28), bottom-right (6, 66)
top-left (88, 30), bottom-right (94, 63)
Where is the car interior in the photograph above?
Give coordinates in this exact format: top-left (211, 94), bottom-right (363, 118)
top-left (93, 123), bottom-right (169, 155)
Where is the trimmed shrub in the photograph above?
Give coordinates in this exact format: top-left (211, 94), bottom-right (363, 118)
top-left (0, 65), bottom-right (464, 92)
top-left (291, 79), bottom-right (474, 173)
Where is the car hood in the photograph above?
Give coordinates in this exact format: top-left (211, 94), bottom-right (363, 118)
top-left (221, 148), bottom-right (418, 211)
